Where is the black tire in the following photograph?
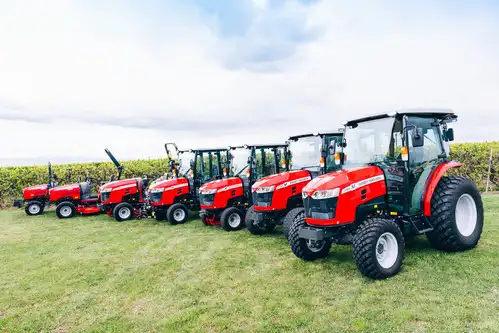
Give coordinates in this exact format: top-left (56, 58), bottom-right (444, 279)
top-left (426, 176), bottom-right (484, 252)
top-left (220, 207), bottom-right (245, 231)
top-left (154, 210), bottom-right (166, 221)
top-left (352, 217), bottom-right (405, 280)
top-left (200, 212), bottom-right (210, 226)
top-left (113, 202), bottom-right (134, 222)
top-left (245, 206), bottom-right (275, 235)
top-left (25, 201), bottom-right (44, 216)
top-left (167, 203), bottom-right (189, 225)
top-left (283, 207), bottom-right (305, 240)
top-left (56, 201), bottom-right (76, 219)
top-left (289, 213), bottom-right (331, 261)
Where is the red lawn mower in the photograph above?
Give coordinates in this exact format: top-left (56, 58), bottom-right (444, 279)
top-left (147, 143), bottom-right (230, 224)
top-left (198, 144), bottom-right (289, 231)
top-left (288, 109), bottom-right (484, 279)
top-left (14, 162), bottom-right (58, 215)
top-left (245, 132), bottom-right (344, 236)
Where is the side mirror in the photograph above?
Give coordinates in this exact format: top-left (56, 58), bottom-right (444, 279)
top-left (411, 128), bottom-right (424, 148)
top-left (445, 128), bottom-right (454, 142)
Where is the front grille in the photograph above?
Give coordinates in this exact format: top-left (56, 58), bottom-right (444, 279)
top-left (101, 192), bottom-right (110, 202)
top-left (304, 197), bottom-right (338, 220)
top-left (252, 192), bottom-right (273, 207)
top-left (149, 192), bottom-right (163, 203)
top-left (199, 193), bottom-right (215, 206)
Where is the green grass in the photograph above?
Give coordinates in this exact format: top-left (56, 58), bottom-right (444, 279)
top-left (0, 196), bottom-right (498, 333)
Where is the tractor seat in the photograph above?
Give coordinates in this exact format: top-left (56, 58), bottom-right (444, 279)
top-left (79, 182), bottom-right (93, 200)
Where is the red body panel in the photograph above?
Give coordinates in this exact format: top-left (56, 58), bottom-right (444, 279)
top-left (148, 178), bottom-right (189, 207)
top-left (49, 184), bottom-right (81, 202)
top-left (423, 161), bottom-right (463, 216)
top-left (303, 166), bottom-right (387, 226)
top-left (23, 184), bottom-right (49, 200)
top-left (99, 178), bottom-right (142, 205)
top-left (199, 177), bottom-right (244, 209)
top-left (252, 170), bottom-right (312, 211)
top-left (77, 205), bottom-right (102, 215)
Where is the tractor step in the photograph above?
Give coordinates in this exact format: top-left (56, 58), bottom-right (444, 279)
top-left (408, 215), bottom-right (434, 235)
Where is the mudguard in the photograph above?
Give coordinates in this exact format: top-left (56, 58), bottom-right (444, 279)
top-left (423, 161), bottom-right (462, 216)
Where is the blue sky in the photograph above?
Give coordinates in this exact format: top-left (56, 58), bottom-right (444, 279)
top-left (0, 0), bottom-right (499, 165)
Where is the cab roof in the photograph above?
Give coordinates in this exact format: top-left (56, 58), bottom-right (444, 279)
top-left (345, 108), bottom-right (457, 126)
top-left (288, 132), bottom-right (344, 141)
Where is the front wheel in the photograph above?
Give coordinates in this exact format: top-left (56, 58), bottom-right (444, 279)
top-left (113, 203), bottom-right (134, 222)
top-left (289, 213), bottom-right (331, 261)
top-left (352, 217), bottom-right (405, 280)
top-left (427, 176), bottom-right (484, 252)
top-left (154, 210), bottom-right (166, 221)
top-left (220, 207), bottom-right (245, 231)
top-left (283, 207), bottom-right (304, 240)
top-left (56, 201), bottom-right (76, 219)
top-left (245, 206), bottom-right (275, 235)
top-left (167, 203), bottom-right (189, 225)
top-left (25, 201), bottom-right (44, 216)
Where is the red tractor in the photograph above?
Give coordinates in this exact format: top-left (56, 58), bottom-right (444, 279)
top-left (147, 144), bottom-right (231, 224)
top-left (15, 162), bottom-right (59, 215)
top-left (198, 144), bottom-right (289, 231)
top-left (288, 109), bottom-right (484, 279)
top-left (245, 132), bottom-right (344, 236)
top-left (48, 148), bottom-right (123, 219)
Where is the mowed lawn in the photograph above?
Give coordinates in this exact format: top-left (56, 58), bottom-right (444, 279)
top-left (0, 197), bottom-right (498, 333)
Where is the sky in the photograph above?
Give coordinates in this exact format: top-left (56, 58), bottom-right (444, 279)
top-left (1, 0), bottom-right (499, 166)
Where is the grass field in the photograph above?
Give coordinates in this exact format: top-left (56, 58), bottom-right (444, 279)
top-left (0, 196), bottom-right (498, 333)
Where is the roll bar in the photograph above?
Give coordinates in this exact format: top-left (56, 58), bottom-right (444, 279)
top-left (104, 148), bottom-right (124, 180)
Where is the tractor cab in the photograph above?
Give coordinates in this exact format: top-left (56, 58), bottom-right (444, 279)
top-left (245, 132), bottom-right (344, 236)
top-left (17, 162), bottom-right (59, 216)
top-left (148, 145), bottom-right (230, 224)
top-left (290, 109), bottom-right (484, 280)
top-left (198, 144), bottom-right (288, 231)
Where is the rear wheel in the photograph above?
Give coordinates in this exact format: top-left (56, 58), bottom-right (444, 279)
top-left (113, 203), bottom-right (134, 222)
top-left (220, 207), bottom-right (245, 231)
top-left (167, 203), bottom-right (188, 225)
top-left (25, 201), bottom-right (44, 216)
top-left (352, 217), bottom-right (404, 279)
top-left (427, 176), bottom-right (484, 251)
top-left (289, 213), bottom-right (331, 261)
top-left (56, 201), bottom-right (76, 219)
top-left (245, 206), bottom-right (275, 235)
top-left (283, 207), bottom-right (304, 240)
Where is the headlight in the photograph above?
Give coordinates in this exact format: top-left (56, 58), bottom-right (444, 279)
top-left (150, 187), bottom-right (164, 193)
top-left (311, 188), bottom-right (340, 200)
top-left (100, 188), bottom-right (112, 193)
top-left (255, 186), bottom-right (275, 193)
top-left (200, 189), bottom-right (217, 195)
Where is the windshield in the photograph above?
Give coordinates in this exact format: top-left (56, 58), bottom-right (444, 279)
top-left (178, 151), bottom-right (195, 175)
top-left (230, 148), bottom-right (251, 177)
top-left (288, 136), bottom-right (322, 171)
top-left (343, 117), bottom-right (401, 167)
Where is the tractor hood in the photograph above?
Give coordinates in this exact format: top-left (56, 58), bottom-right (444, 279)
top-left (199, 177), bottom-right (242, 194)
top-left (24, 184), bottom-right (48, 192)
top-left (148, 177), bottom-right (189, 192)
top-left (302, 166), bottom-right (384, 197)
top-left (49, 183), bottom-right (79, 194)
top-left (251, 170), bottom-right (312, 191)
top-left (99, 178), bottom-right (140, 192)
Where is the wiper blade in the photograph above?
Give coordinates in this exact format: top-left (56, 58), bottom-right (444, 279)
top-left (236, 165), bottom-right (249, 176)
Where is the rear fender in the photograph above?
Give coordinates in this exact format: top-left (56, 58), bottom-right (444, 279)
top-left (423, 161), bottom-right (463, 216)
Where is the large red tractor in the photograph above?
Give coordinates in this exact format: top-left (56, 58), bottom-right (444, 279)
top-left (198, 144), bottom-right (289, 231)
top-left (147, 144), bottom-right (231, 224)
top-left (288, 109), bottom-right (484, 279)
top-left (15, 162), bottom-right (58, 215)
top-left (47, 149), bottom-right (123, 219)
top-left (245, 132), bottom-right (344, 236)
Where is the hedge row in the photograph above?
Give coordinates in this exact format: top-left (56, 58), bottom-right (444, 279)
top-left (0, 142), bottom-right (497, 207)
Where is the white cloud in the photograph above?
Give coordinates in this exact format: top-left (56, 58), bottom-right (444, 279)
top-left (0, 0), bottom-right (498, 165)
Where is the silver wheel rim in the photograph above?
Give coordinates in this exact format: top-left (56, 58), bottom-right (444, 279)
top-left (306, 240), bottom-right (325, 253)
top-left (60, 206), bottom-right (72, 217)
top-left (173, 208), bottom-right (186, 222)
top-left (228, 212), bottom-right (241, 228)
top-left (29, 204), bottom-right (41, 214)
top-left (455, 193), bottom-right (477, 237)
top-left (376, 232), bottom-right (398, 269)
top-left (118, 207), bottom-right (131, 219)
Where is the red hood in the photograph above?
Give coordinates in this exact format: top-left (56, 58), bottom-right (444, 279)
top-left (148, 177), bottom-right (188, 191)
top-left (24, 184), bottom-right (48, 192)
top-left (199, 177), bottom-right (242, 193)
top-left (99, 178), bottom-right (140, 191)
top-left (49, 183), bottom-right (79, 194)
top-left (303, 166), bottom-right (384, 196)
top-left (251, 170), bottom-right (311, 191)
